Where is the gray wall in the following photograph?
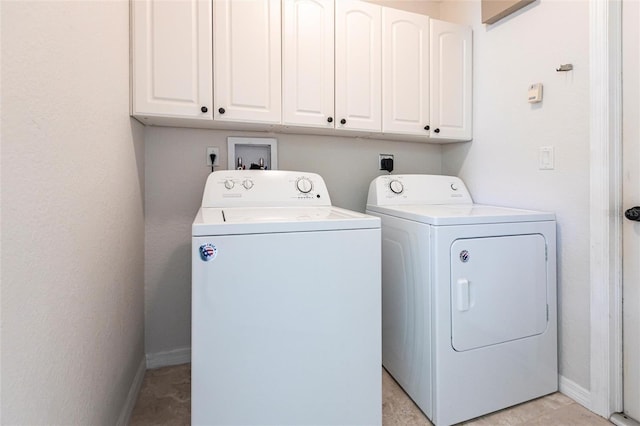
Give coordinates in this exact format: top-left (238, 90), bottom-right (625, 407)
top-left (1, 1), bottom-right (146, 423)
top-left (143, 0), bottom-right (447, 358)
top-left (144, 127), bottom-right (442, 355)
top-left (441, 0), bottom-right (591, 389)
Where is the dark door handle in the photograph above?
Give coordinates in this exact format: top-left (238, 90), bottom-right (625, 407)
top-left (625, 206), bottom-right (640, 221)
top-left (340, 118), bottom-right (347, 125)
top-left (424, 125), bottom-right (430, 131)
top-left (201, 106), bottom-right (208, 113)
top-left (327, 117), bottom-right (333, 123)
top-left (218, 107), bottom-right (226, 114)
top-left (434, 128), bottom-right (440, 133)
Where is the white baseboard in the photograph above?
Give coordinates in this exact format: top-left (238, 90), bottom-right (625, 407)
top-left (146, 346), bottom-right (191, 369)
top-left (559, 375), bottom-right (591, 410)
top-left (117, 357), bottom-right (146, 426)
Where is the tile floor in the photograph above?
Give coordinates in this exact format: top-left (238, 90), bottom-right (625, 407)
top-left (129, 364), bottom-right (612, 426)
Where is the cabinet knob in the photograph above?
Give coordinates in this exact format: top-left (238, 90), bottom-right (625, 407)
top-left (424, 125), bottom-right (430, 131)
top-left (340, 118), bottom-right (347, 125)
top-left (201, 106), bottom-right (208, 113)
top-left (218, 107), bottom-right (226, 114)
top-left (434, 128), bottom-right (440, 133)
top-left (327, 117), bottom-right (333, 123)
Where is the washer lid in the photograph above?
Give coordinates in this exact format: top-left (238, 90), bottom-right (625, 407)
top-left (192, 206), bottom-right (380, 236)
top-left (366, 203), bottom-right (555, 225)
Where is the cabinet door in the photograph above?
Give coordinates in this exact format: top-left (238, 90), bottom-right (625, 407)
top-left (335, 0), bottom-right (381, 132)
top-left (132, 0), bottom-right (212, 119)
top-left (282, 0), bottom-right (334, 128)
top-left (213, 0), bottom-right (281, 124)
top-left (382, 8), bottom-right (430, 136)
top-left (430, 19), bottom-right (472, 140)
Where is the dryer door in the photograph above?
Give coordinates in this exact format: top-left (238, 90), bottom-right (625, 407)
top-left (450, 234), bottom-right (548, 351)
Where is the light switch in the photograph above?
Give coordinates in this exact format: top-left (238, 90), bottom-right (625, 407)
top-left (539, 146), bottom-right (554, 170)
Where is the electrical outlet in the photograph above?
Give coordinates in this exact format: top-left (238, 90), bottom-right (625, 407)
top-left (207, 147), bottom-right (220, 166)
top-left (379, 154), bottom-right (394, 170)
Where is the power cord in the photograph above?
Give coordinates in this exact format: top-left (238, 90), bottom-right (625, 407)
top-left (209, 153), bottom-right (217, 173)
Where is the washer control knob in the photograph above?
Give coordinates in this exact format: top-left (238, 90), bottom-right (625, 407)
top-left (224, 179), bottom-right (235, 190)
top-left (450, 183), bottom-right (458, 191)
top-left (296, 177), bottom-right (313, 193)
top-left (389, 180), bottom-right (404, 194)
top-left (242, 179), bottom-right (254, 190)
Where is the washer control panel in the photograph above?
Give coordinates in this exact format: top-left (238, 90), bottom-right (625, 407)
top-left (296, 177), bottom-right (313, 194)
top-left (201, 170), bottom-right (331, 207)
top-left (367, 174), bottom-right (473, 206)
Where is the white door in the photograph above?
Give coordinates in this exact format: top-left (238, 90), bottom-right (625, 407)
top-left (335, 0), bottom-right (381, 132)
top-left (131, 0), bottom-right (212, 119)
top-left (382, 8), bottom-right (429, 136)
top-left (623, 0), bottom-right (640, 420)
top-left (429, 19), bottom-right (472, 141)
top-left (213, 0), bottom-right (281, 124)
top-left (282, 0), bottom-right (334, 128)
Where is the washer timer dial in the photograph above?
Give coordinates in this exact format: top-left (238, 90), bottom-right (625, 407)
top-left (296, 177), bottom-right (313, 193)
top-left (389, 180), bottom-right (404, 194)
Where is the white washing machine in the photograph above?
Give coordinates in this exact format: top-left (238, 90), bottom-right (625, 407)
top-left (366, 174), bottom-right (557, 426)
top-left (192, 170), bottom-right (381, 426)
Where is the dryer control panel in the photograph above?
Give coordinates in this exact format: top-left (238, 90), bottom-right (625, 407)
top-left (201, 170), bottom-right (332, 208)
top-left (367, 174), bottom-right (473, 206)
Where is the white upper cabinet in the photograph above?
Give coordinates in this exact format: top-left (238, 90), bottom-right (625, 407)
top-left (132, 0), bottom-right (212, 120)
top-left (335, 0), bottom-right (382, 132)
top-left (130, 0), bottom-right (472, 142)
top-left (382, 8), bottom-right (430, 136)
top-left (213, 0), bottom-right (282, 124)
top-left (282, 0), bottom-right (335, 128)
top-left (430, 19), bottom-right (472, 141)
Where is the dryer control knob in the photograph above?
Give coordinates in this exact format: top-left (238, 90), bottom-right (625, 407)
top-left (242, 179), bottom-right (254, 190)
top-left (296, 177), bottom-right (313, 193)
top-left (224, 180), bottom-right (235, 190)
top-left (451, 183), bottom-right (459, 191)
top-left (389, 180), bottom-right (404, 194)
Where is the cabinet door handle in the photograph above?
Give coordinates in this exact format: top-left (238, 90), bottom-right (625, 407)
top-left (434, 128), bottom-right (440, 133)
top-left (201, 106), bottom-right (208, 113)
top-left (218, 107), bottom-right (226, 114)
top-left (424, 125), bottom-right (430, 131)
top-left (327, 117), bottom-right (333, 123)
top-left (340, 118), bottom-right (347, 125)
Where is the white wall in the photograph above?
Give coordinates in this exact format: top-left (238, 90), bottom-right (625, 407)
top-left (144, 127), bottom-right (442, 355)
top-left (441, 0), bottom-right (591, 390)
top-left (1, 1), bottom-right (146, 424)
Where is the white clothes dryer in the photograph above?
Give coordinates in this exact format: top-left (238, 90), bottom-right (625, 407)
top-left (366, 174), bottom-right (557, 426)
top-left (192, 170), bottom-right (381, 426)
